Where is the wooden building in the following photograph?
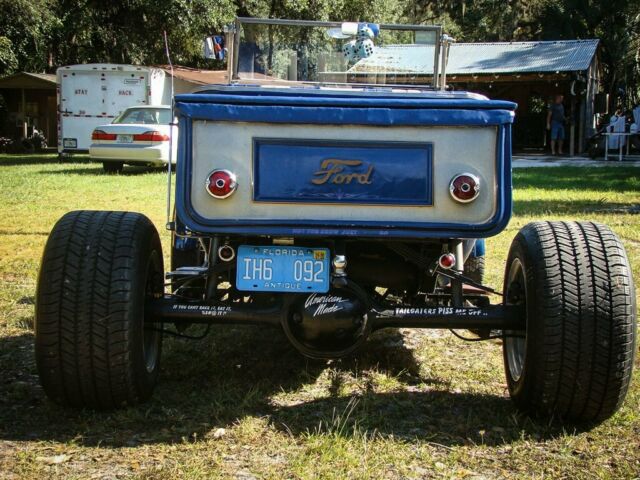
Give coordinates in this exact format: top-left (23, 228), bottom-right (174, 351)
top-left (348, 39), bottom-right (602, 154)
top-left (445, 40), bottom-right (601, 154)
top-left (0, 72), bottom-right (58, 145)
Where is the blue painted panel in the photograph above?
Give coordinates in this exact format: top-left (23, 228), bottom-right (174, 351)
top-left (253, 139), bottom-right (432, 205)
top-left (175, 103), bottom-right (514, 127)
top-left (176, 89), bottom-right (518, 111)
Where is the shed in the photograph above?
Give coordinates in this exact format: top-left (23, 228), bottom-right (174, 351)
top-left (0, 67), bottom-right (228, 149)
top-left (0, 72), bottom-right (58, 145)
top-left (447, 40), bottom-right (601, 154)
top-left (349, 40), bottom-right (602, 154)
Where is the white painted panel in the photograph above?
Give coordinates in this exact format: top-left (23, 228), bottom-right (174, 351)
top-left (60, 116), bottom-right (103, 150)
top-left (58, 65), bottom-right (157, 150)
top-left (190, 122), bottom-right (498, 226)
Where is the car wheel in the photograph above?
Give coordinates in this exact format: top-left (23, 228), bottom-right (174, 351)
top-left (503, 221), bottom-right (636, 423)
top-left (103, 161), bottom-right (124, 174)
top-left (35, 210), bottom-right (164, 409)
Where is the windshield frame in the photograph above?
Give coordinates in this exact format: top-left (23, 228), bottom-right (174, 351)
top-left (227, 17), bottom-right (443, 89)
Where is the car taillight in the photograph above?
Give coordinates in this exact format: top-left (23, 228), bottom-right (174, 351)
top-left (438, 253), bottom-right (456, 269)
top-left (449, 173), bottom-right (480, 203)
top-left (133, 131), bottom-right (170, 142)
top-left (206, 169), bottom-right (237, 199)
top-left (91, 130), bottom-right (117, 141)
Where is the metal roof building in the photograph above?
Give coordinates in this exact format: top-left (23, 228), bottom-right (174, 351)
top-left (447, 40), bottom-right (602, 155)
top-left (449, 40), bottom-right (599, 74)
top-left (350, 39), bottom-right (599, 77)
top-left (0, 72), bottom-right (58, 145)
top-left (349, 39), bottom-right (602, 154)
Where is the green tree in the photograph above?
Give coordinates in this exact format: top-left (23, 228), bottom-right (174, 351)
top-left (535, 0), bottom-right (640, 107)
top-left (50, 0), bottom-right (235, 67)
top-left (0, 0), bottom-right (638, 103)
top-left (0, 0), bottom-right (58, 73)
top-left (405, 0), bottom-right (640, 106)
top-left (0, 37), bottom-right (18, 75)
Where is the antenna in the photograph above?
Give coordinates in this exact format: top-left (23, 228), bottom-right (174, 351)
top-left (164, 30), bottom-right (175, 230)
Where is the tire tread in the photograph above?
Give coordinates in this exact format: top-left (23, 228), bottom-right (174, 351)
top-left (504, 221), bottom-right (636, 422)
top-left (35, 210), bottom-right (162, 409)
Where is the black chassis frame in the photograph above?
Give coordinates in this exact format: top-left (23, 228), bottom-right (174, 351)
top-left (148, 236), bottom-right (525, 334)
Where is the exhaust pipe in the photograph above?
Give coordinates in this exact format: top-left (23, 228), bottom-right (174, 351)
top-left (218, 244), bottom-right (236, 262)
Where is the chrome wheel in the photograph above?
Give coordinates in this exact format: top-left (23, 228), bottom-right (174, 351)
top-left (504, 257), bottom-right (526, 382)
top-left (143, 251), bottom-right (162, 374)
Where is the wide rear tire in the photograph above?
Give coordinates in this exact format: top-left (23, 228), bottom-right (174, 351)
top-left (35, 210), bottom-right (164, 409)
top-left (503, 221), bottom-right (636, 423)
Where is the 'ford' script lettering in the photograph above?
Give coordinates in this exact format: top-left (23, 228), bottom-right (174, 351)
top-left (312, 159), bottom-right (373, 185)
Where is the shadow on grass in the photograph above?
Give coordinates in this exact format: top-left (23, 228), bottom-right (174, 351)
top-left (0, 154), bottom-right (65, 166)
top-left (0, 153), bottom-right (160, 176)
top-left (513, 167), bottom-right (640, 192)
top-left (38, 165), bottom-right (164, 176)
top-left (514, 199), bottom-right (640, 216)
top-left (0, 327), bottom-right (572, 449)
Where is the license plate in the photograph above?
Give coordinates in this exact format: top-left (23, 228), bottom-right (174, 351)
top-left (63, 138), bottom-right (77, 148)
top-left (236, 245), bottom-right (330, 293)
top-left (118, 134), bottom-right (133, 143)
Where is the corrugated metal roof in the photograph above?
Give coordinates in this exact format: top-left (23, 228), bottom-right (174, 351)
top-left (0, 72), bottom-right (57, 89)
top-left (449, 40), bottom-right (599, 74)
top-left (349, 39), bottom-right (599, 76)
top-left (26, 72), bottom-right (57, 83)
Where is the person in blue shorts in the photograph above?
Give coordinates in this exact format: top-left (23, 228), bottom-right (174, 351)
top-left (547, 94), bottom-right (566, 155)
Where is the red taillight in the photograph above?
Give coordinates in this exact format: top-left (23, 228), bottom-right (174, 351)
top-left (133, 131), bottom-right (170, 142)
top-left (438, 253), bottom-right (456, 269)
top-left (206, 169), bottom-right (238, 199)
top-left (449, 173), bottom-right (480, 203)
top-left (91, 130), bottom-right (117, 141)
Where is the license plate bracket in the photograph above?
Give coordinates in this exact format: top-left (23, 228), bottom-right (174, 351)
top-left (63, 138), bottom-right (77, 148)
top-left (236, 245), bottom-right (330, 293)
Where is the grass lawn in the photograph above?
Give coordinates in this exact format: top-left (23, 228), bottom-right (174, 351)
top-left (0, 154), bottom-right (639, 479)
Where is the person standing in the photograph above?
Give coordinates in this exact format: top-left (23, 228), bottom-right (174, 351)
top-left (546, 94), bottom-right (566, 155)
top-left (607, 108), bottom-right (627, 151)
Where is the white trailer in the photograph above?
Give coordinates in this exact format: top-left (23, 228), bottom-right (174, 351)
top-left (57, 64), bottom-right (171, 153)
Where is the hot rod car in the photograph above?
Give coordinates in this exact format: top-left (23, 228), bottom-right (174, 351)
top-left (35, 18), bottom-right (636, 423)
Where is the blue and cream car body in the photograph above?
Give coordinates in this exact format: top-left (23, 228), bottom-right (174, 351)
top-left (162, 18), bottom-right (521, 358)
top-left (174, 88), bottom-right (514, 240)
top-left (35, 18), bottom-right (636, 421)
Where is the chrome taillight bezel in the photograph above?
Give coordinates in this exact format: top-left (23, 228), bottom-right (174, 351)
top-left (449, 173), bottom-right (480, 203)
top-left (205, 169), bottom-right (238, 199)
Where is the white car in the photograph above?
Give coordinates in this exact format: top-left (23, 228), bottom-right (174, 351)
top-left (89, 105), bottom-right (177, 173)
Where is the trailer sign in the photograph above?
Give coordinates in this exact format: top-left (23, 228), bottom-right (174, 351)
top-left (57, 64), bottom-right (172, 152)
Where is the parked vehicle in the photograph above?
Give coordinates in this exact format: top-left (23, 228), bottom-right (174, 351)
top-left (36, 18), bottom-right (636, 424)
top-left (57, 64), bottom-right (172, 155)
top-left (89, 105), bottom-right (177, 173)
